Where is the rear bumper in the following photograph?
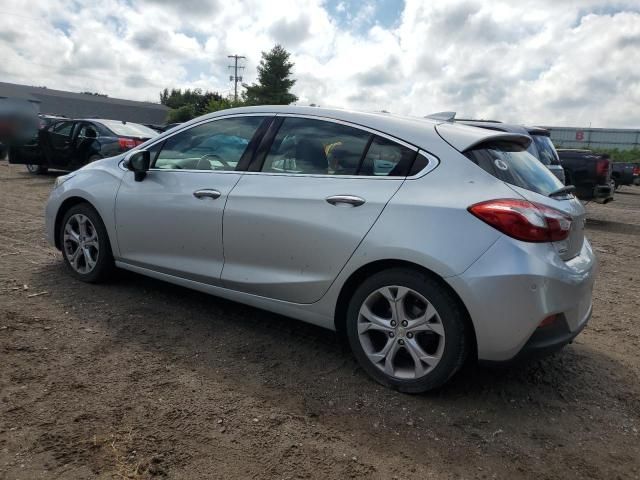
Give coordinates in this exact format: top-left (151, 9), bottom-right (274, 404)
top-left (480, 307), bottom-right (591, 366)
top-left (447, 236), bottom-right (596, 362)
top-left (593, 184), bottom-right (613, 203)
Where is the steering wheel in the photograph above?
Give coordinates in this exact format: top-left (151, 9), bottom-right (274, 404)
top-left (201, 154), bottom-right (230, 169)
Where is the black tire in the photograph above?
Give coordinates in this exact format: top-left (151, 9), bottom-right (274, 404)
top-left (346, 268), bottom-right (469, 393)
top-left (59, 203), bottom-right (114, 283)
top-left (26, 164), bottom-right (48, 175)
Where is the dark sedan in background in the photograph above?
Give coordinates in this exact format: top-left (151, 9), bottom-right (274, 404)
top-left (9, 118), bottom-right (158, 174)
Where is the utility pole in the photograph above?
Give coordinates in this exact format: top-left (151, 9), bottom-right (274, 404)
top-left (227, 54), bottom-right (246, 101)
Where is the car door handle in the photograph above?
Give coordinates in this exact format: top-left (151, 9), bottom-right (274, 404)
top-left (193, 189), bottom-right (221, 200)
top-left (325, 195), bottom-right (366, 207)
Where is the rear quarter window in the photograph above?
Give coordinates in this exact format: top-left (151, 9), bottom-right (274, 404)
top-left (465, 141), bottom-right (563, 196)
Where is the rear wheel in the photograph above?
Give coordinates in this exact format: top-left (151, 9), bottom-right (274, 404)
top-left (346, 269), bottom-right (468, 393)
top-left (59, 203), bottom-right (114, 283)
top-left (26, 164), bottom-right (48, 175)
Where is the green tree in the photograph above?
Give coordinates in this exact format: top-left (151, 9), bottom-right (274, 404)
top-left (205, 96), bottom-right (246, 113)
top-left (590, 148), bottom-right (640, 163)
top-left (160, 88), bottom-right (223, 123)
top-left (243, 44), bottom-right (298, 105)
top-left (166, 104), bottom-right (196, 123)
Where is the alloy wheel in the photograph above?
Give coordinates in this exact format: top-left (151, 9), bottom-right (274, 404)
top-left (63, 214), bottom-right (100, 274)
top-left (357, 286), bottom-right (445, 380)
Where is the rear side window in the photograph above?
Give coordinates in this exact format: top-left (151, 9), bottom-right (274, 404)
top-left (465, 141), bottom-right (563, 196)
top-left (531, 135), bottom-right (559, 166)
top-left (260, 117), bottom-right (417, 176)
top-left (262, 117), bottom-right (370, 175)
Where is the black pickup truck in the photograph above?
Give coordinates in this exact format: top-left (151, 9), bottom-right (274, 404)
top-left (557, 149), bottom-right (614, 203)
top-left (612, 162), bottom-right (636, 189)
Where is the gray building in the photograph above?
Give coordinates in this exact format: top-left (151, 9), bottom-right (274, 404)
top-left (0, 81), bottom-right (169, 124)
top-left (542, 126), bottom-right (640, 151)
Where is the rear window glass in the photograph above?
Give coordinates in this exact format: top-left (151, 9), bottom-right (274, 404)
top-left (531, 135), bottom-right (559, 166)
top-left (465, 142), bottom-right (563, 196)
top-left (99, 120), bottom-right (158, 138)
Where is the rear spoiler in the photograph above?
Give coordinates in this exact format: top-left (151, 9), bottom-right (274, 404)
top-left (436, 122), bottom-right (531, 152)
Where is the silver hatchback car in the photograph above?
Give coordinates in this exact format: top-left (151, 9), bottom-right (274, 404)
top-left (45, 106), bottom-right (596, 392)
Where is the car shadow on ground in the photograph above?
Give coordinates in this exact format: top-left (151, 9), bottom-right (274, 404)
top-left (586, 218), bottom-right (640, 235)
top-left (33, 261), bottom-right (638, 422)
top-left (614, 188), bottom-right (640, 196)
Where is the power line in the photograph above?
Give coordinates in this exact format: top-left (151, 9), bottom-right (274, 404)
top-left (227, 54), bottom-right (245, 101)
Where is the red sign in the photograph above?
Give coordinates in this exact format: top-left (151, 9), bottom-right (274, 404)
top-left (576, 131), bottom-right (585, 141)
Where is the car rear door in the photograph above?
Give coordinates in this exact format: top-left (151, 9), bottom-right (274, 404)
top-left (221, 115), bottom-right (420, 304)
top-left (115, 114), bottom-right (271, 285)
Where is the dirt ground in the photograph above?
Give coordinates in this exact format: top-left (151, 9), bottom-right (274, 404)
top-left (0, 161), bottom-right (638, 480)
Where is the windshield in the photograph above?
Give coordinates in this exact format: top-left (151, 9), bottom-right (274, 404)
top-left (99, 120), bottom-right (158, 138)
top-left (465, 141), bottom-right (564, 196)
top-left (531, 134), bottom-right (559, 166)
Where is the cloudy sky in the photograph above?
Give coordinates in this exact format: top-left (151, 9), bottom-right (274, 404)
top-left (1, 0), bottom-right (639, 127)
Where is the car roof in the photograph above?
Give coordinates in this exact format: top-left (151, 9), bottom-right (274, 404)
top-left (161, 105), bottom-right (531, 153)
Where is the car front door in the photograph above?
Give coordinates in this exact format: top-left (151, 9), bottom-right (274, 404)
top-left (221, 116), bottom-right (421, 304)
top-left (42, 120), bottom-right (76, 167)
top-left (114, 115), bottom-right (271, 285)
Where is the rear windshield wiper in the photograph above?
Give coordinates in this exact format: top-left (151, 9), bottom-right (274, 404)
top-left (548, 185), bottom-right (576, 198)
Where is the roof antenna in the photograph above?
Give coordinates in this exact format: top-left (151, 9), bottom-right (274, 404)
top-left (424, 111), bottom-right (456, 122)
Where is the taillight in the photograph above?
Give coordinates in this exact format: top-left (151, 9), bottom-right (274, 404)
top-left (633, 166), bottom-right (640, 176)
top-left (468, 199), bottom-right (572, 243)
top-left (538, 314), bottom-right (559, 328)
top-left (118, 137), bottom-right (136, 151)
top-left (596, 158), bottom-right (609, 179)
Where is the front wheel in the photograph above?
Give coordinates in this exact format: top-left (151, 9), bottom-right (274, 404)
top-left (346, 269), bottom-right (469, 393)
top-left (59, 203), bottom-right (114, 283)
top-left (26, 164), bottom-right (48, 175)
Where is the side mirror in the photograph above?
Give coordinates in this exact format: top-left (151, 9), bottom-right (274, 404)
top-left (125, 150), bottom-right (150, 182)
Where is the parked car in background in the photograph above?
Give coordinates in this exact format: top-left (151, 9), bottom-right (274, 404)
top-left (557, 149), bottom-right (614, 202)
top-left (611, 161), bottom-right (635, 189)
top-left (426, 113), bottom-right (566, 184)
top-left (44, 106), bottom-right (595, 393)
top-left (9, 118), bottom-right (158, 174)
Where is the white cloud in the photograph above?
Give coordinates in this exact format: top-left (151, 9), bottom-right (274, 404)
top-left (0, 0), bottom-right (638, 126)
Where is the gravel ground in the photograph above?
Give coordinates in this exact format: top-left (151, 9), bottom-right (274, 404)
top-left (1, 161), bottom-right (639, 479)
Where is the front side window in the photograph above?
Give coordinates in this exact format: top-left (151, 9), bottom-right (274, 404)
top-left (261, 117), bottom-right (371, 175)
top-left (52, 121), bottom-right (74, 136)
top-left (153, 116), bottom-right (265, 171)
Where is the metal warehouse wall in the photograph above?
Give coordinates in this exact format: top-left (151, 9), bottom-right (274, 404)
top-left (542, 126), bottom-right (640, 150)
